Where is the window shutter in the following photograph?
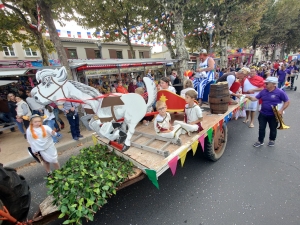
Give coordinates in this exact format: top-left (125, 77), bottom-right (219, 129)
top-left (64, 47), bottom-right (71, 59)
top-left (144, 51), bottom-right (150, 58)
top-left (128, 50), bottom-right (132, 59)
top-left (85, 48), bottom-right (96, 59)
top-left (108, 49), bottom-right (117, 58)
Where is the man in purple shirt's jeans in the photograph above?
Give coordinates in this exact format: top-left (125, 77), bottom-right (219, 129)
top-left (245, 77), bottom-right (290, 147)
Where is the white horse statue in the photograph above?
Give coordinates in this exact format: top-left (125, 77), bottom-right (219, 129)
top-left (31, 67), bottom-right (157, 151)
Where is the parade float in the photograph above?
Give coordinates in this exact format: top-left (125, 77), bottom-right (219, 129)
top-left (0, 64), bottom-right (246, 224)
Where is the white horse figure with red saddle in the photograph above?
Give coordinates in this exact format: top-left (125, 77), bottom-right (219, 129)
top-left (31, 67), bottom-right (156, 151)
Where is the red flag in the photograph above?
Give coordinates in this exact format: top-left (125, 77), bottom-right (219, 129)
top-left (0, 1), bottom-right (4, 9)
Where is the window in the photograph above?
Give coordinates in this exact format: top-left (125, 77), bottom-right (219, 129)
top-left (24, 48), bottom-right (38, 56)
top-left (116, 51), bottom-right (123, 59)
top-left (139, 52), bottom-right (144, 59)
top-left (3, 46), bottom-right (15, 56)
top-left (94, 50), bottom-right (101, 58)
top-left (68, 49), bottom-right (78, 59)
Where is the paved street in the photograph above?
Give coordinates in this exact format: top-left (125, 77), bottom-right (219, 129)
top-left (18, 81), bottom-right (300, 225)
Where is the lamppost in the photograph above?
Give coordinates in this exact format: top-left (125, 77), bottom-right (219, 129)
top-left (206, 24), bottom-right (215, 53)
top-left (95, 40), bottom-right (102, 59)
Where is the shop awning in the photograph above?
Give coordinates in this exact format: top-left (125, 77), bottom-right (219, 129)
top-left (0, 69), bottom-right (30, 77)
top-left (0, 80), bottom-right (18, 86)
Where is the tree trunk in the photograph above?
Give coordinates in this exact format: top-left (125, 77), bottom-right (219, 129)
top-left (280, 46), bottom-right (285, 60)
top-left (34, 31), bottom-right (49, 66)
top-left (38, 0), bottom-right (72, 79)
top-left (165, 33), bottom-right (176, 59)
top-left (219, 36), bottom-right (228, 68)
top-left (173, 8), bottom-right (189, 80)
top-left (127, 40), bottom-right (136, 59)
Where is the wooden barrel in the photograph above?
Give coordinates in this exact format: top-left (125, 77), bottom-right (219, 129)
top-left (209, 82), bottom-right (230, 114)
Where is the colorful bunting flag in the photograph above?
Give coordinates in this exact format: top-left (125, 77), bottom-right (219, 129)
top-left (122, 28), bottom-right (127, 35)
top-left (77, 32), bottom-right (81, 38)
top-left (191, 140), bottom-right (198, 156)
top-left (155, 17), bottom-right (158, 23)
top-left (198, 135), bottom-right (205, 152)
top-left (92, 135), bottom-right (98, 146)
top-left (145, 169), bottom-right (159, 189)
top-left (0, 1), bottom-right (5, 9)
top-left (67, 31), bottom-right (71, 37)
top-left (147, 20), bottom-right (151, 26)
top-left (46, 28), bottom-right (49, 33)
top-left (161, 13), bottom-right (166, 19)
top-left (207, 127), bottom-right (213, 143)
top-left (87, 32), bottom-right (91, 38)
top-left (172, 31), bottom-right (176, 37)
top-left (213, 123), bottom-right (218, 133)
top-left (131, 26), bottom-right (137, 33)
top-left (57, 29), bottom-right (61, 36)
top-left (219, 119), bottom-right (224, 132)
top-left (114, 30), bottom-right (119, 36)
top-left (105, 31), bottom-right (110, 37)
top-left (96, 31), bottom-right (101, 38)
top-left (139, 23), bottom-right (144, 30)
top-left (168, 156), bottom-right (178, 176)
top-left (179, 148), bottom-right (188, 167)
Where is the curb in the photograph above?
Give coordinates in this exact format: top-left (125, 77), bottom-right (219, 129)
top-left (5, 135), bottom-right (93, 169)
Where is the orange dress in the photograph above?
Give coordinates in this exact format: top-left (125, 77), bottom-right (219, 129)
top-left (116, 86), bottom-right (128, 94)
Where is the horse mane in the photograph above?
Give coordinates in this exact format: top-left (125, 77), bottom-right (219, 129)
top-left (68, 80), bottom-right (100, 98)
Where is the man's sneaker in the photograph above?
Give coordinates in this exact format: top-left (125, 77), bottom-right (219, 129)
top-left (268, 140), bottom-right (275, 147)
top-left (73, 137), bottom-right (79, 141)
top-left (253, 141), bottom-right (264, 147)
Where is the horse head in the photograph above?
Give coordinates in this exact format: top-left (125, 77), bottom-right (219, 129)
top-left (32, 67), bottom-right (69, 105)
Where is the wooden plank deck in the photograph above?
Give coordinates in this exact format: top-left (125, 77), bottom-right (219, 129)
top-left (96, 103), bottom-right (242, 177)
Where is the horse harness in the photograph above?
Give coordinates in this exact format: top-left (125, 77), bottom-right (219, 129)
top-left (37, 77), bottom-right (68, 101)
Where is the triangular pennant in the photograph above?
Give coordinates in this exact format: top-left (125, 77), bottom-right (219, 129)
top-left (198, 135), bottom-right (205, 152)
top-left (191, 140), bottom-right (198, 156)
top-left (179, 148), bottom-right (188, 167)
top-left (224, 115), bottom-right (229, 124)
top-left (213, 123), bottom-right (218, 133)
top-left (145, 169), bottom-right (159, 189)
top-left (168, 156), bottom-right (178, 176)
top-left (229, 112), bottom-right (233, 120)
top-left (207, 128), bottom-right (213, 143)
top-left (92, 135), bottom-right (98, 145)
top-left (219, 119), bottom-right (224, 132)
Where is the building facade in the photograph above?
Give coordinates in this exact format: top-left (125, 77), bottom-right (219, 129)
top-left (0, 37), bottom-right (151, 62)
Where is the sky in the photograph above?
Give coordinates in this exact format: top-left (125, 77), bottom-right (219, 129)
top-left (54, 21), bottom-right (163, 53)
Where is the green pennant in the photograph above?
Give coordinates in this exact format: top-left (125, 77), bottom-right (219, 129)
top-left (207, 127), bottom-right (213, 143)
top-left (145, 169), bottom-right (159, 189)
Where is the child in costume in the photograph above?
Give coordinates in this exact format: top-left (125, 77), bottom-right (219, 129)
top-left (26, 114), bottom-right (61, 176)
top-left (174, 90), bottom-right (203, 133)
top-left (153, 100), bottom-right (183, 145)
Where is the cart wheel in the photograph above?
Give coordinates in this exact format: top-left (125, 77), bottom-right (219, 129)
top-left (294, 86), bottom-right (297, 91)
top-left (204, 123), bottom-right (228, 161)
top-left (0, 164), bottom-right (31, 224)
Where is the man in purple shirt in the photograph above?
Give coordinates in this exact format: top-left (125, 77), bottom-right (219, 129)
top-left (277, 66), bottom-right (287, 88)
top-left (245, 77), bottom-right (290, 147)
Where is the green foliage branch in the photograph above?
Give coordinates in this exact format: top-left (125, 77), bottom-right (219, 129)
top-left (47, 144), bottom-right (134, 224)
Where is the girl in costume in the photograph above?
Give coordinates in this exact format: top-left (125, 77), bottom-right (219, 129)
top-left (26, 114), bottom-right (61, 176)
top-left (174, 90), bottom-right (203, 133)
top-left (153, 100), bottom-right (183, 145)
top-left (159, 77), bottom-right (176, 93)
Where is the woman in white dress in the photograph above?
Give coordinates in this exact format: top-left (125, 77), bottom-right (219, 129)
top-left (26, 114), bottom-right (60, 176)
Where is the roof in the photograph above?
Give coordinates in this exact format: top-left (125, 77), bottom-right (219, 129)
top-left (0, 67), bottom-right (60, 77)
top-left (59, 37), bottom-right (150, 48)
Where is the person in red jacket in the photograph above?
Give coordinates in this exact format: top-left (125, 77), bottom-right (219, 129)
top-left (116, 79), bottom-right (129, 94)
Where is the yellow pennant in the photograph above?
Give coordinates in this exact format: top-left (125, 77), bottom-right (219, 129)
top-left (191, 141), bottom-right (198, 156)
top-left (179, 148), bottom-right (188, 167)
top-left (92, 135), bottom-right (98, 146)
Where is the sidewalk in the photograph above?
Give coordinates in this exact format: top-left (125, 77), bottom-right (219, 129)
top-left (0, 116), bottom-right (94, 169)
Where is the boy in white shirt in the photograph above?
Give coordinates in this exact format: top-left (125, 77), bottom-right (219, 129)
top-left (154, 100), bottom-right (183, 145)
top-left (174, 90), bottom-right (203, 133)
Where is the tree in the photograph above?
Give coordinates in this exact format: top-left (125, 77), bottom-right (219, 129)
top-left (0, 0), bottom-right (54, 66)
top-left (38, 0), bottom-right (73, 79)
top-left (72, 0), bottom-right (158, 59)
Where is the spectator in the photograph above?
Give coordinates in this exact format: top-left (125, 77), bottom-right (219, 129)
top-left (62, 101), bottom-right (83, 141)
top-left (8, 93), bottom-right (26, 136)
top-left (116, 79), bottom-right (129, 94)
top-left (0, 97), bottom-right (15, 132)
top-left (18, 88), bottom-right (27, 100)
top-left (169, 70), bottom-right (177, 85)
top-left (43, 105), bottom-right (59, 143)
top-left (159, 77), bottom-right (176, 93)
top-left (26, 88), bottom-right (44, 115)
top-left (135, 87), bottom-right (154, 126)
top-left (111, 87), bottom-right (117, 93)
top-left (128, 79), bottom-right (138, 93)
top-left (146, 69), bottom-right (154, 81)
top-left (219, 68), bottom-right (225, 77)
top-left (49, 102), bottom-right (65, 131)
top-left (15, 95), bottom-right (32, 139)
top-left (136, 75), bottom-right (145, 88)
top-left (180, 79), bottom-right (198, 98)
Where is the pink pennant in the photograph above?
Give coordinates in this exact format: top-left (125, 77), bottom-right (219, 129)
top-left (198, 135), bottom-right (205, 152)
top-left (168, 156), bottom-right (178, 176)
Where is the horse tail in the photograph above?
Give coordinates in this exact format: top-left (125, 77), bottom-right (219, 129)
top-left (143, 77), bottom-right (157, 109)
